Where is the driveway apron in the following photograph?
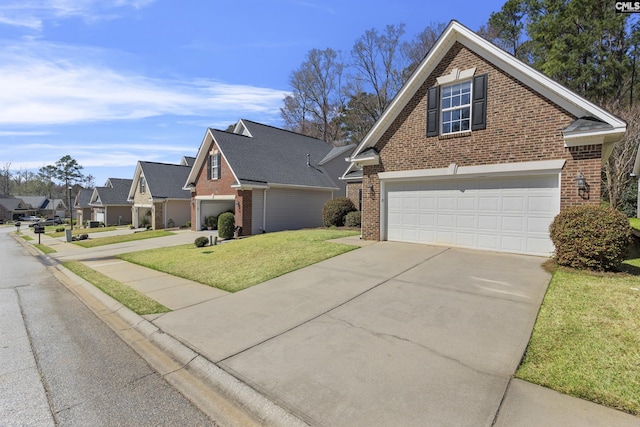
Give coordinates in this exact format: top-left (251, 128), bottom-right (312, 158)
top-left (154, 242), bottom-right (550, 426)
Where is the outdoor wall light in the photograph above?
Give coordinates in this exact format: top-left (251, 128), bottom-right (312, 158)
top-left (576, 172), bottom-right (586, 190)
top-left (368, 183), bottom-right (375, 195)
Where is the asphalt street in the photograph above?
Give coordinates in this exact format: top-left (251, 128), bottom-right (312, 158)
top-left (0, 226), bottom-right (216, 426)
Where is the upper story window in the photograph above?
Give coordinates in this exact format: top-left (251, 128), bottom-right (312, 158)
top-left (140, 176), bottom-right (146, 193)
top-left (208, 152), bottom-right (221, 180)
top-left (427, 70), bottom-right (487, 137)
top-left (441, 81), bottom-right (471, 134)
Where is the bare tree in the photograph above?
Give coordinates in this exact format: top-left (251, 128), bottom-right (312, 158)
top-left (603, 104), bottom-right (640, 212)
top-left (347, 24), bottom-right (406, 122)
top-left (282, 48), bottom-right (344, 144)
top-left (1, 162), bottom-right (11, 196)
top-left (401, 22), bottom-right (447, 79)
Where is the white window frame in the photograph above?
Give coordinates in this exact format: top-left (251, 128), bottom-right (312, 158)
top-left (211, 152), bottom-right (220, 180)
top-left (441, 80), bottom-right (472, 135)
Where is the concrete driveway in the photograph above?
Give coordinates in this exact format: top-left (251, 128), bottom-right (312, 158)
top-left (153, 242), bottom-right (551, 426)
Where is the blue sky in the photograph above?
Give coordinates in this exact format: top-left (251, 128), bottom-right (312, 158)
top-left (0, 0), bottom-right (506, 188)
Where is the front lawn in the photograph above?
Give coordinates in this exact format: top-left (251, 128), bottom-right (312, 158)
top-left (49, 226), bottom-right (119, 238)
top-left (517, 266), bottom-right (640, 415)
top-left (629, 217), bottom-right (640, 231)
top-left (117, 229), bottom-right (360, 292)
top-left (63, 261), bottom-right (170, 315)
top-left (73, 230), bottom-right (175, 248)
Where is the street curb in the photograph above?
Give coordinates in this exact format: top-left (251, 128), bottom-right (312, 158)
top-left (13, 234), bottom-right (308, 427)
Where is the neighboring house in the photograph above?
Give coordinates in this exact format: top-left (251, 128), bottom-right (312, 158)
top-left (341, 163), bottom-right (364, 211)
top-left (89, 178), bottom-right (133, 226)
top-left (128, 159), bottom-right (192, 229)
top-left (345, 21), bottom-right (627, 256)
top-left (0, 196), bottom-right (30, 220)
top-left (74, 188), bottom-right (93, 226)
top-left (184, 119), bottom-right (354, 234)
top-left (18, 196), bottom-right (67, 218)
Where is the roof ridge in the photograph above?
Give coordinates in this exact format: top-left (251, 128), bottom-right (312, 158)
top-left (240, 119), bottom-right (330, 144)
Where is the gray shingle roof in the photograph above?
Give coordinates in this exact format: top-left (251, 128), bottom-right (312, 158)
top-left (563, 116), bottom-right (613, 134)
top-left (210, 120), bottom-right (339, 189)
top-left (18, 196), bottom-right (49, 209)
top-left (0, 197), bottom-right (29, 211)
top-left (140, 162), bottom-right (191, 199)
top-left (93, 178), bottom-right (133, 206)
top-left (75, 189), bottom-right (93, 208)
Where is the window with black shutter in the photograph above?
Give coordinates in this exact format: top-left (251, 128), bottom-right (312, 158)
top-left (427, 73), bottom-right (488, 136)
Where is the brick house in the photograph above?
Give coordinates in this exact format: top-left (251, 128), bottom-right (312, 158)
top-left (345, 21), bottom-right (626, 256)
top-left (184, 119), bottom-right (354, 234)
top-left (128, 158), bottom-right (193, 229)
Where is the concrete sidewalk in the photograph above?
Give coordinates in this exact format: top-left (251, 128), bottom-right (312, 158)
top-left (26, 229), bottom-right (640, 426)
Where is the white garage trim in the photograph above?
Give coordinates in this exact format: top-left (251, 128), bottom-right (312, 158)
top-left (379, 161), bottom-right (563, 256)
top-left (378, 159), bottom-right (565, 181)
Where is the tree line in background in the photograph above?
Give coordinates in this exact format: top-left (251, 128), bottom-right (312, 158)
top-left (282, 0), bottom-right (640, 216)
top-left (0, 156), bottom-right (94, 202)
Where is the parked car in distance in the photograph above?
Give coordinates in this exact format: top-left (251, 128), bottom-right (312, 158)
top-left (29, 217), bottom-right (64, 227)
top-left (19, 215), bottom-right (40, 221)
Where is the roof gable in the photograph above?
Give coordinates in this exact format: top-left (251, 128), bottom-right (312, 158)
top-left (92, 178), bottom-right (133, 206)
top-left (130, 161), bottom-right (191, 200)
top-left (351, 20), bottom-right (626, 161)
top-left (185, 119), bottom-right (340, 190)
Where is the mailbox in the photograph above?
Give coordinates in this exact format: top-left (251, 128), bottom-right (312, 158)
top-left (33, 225), bottom-right (45, 234)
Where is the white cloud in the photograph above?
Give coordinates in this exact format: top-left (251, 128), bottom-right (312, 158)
top-left (0, 0), bottom-right (156, 29)
top-left (0, 41), bottom-right (288, 127)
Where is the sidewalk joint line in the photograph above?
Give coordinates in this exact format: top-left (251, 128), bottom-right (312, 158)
top-left (217, 247), bottom-right (452, 363)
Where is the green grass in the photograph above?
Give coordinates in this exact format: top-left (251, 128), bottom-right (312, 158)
top-left (21, 234), bottom-right (33, 241)
top-left (117, 229), bottom-right (360, 293)
top-left (49, 226), bottom-right (119, 238)
top-left (629, 218), bottom-right (640, 231)
top-left (73, 230), bottom-right (175, 248)
top-left (517, 267), bottom-right (640, 415)
top-left (63, 261), bottom-right (170, 315)
top-left (33, 244), bottom-right (56, 254)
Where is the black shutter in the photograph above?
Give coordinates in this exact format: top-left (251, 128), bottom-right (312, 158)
top-left (471, 74), bottom-right (488, 130)
top-left (427, 86), bottom-right (440, 137)
top-left (206, 154), bottom-right (211, 180)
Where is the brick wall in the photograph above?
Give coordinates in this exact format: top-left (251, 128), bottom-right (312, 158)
top-left (236, 190), bottom-right (252, 236)
top-left (190, 141), bottom-right (256, 235)
top-left (362, 42), bottom-right (601, 240)
top-left (346, 182), bottom-right (363, 211)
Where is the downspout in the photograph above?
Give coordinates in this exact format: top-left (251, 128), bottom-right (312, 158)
top-left (361, 179), bottom-right (364, 239)
top-left (263, 189), bottom-right (267, 233)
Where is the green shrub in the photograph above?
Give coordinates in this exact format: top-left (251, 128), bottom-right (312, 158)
top-left (322, 197), bottom-right (356, 227)
top-left (55, 227), bottom-right (65, 232)
top-left (218, 212), bottom-right (235, 239)
top-left (194, 236), bottom-right (209, 247)
top-left (549, 205), bottom-right (631, 271)
top-left (345, 211), bottom-right (361, 227)
top-left (205, 215), bottom-right (218, 229)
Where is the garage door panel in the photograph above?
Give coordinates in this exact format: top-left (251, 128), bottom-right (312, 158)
top-left (527, 217), bottom-right (551, 233)
top-left (479, 196), bottom-right (500, 211)
top-left (456, 232), bottom-right (476, 246)
top-left (502, 216), bottom-right (525, 232)
top-left (437, 214), bottom-right (455, 227)
top-left (419, 213), bottom-right (435, 227)
top-left (478, 215), bottom-right (499, 231)
top-left (502, 196), bottom-right (525, 213)
top-left (385, 174), bottom-right (559, 256)
top-left (457, 214), bottom-right (476, 229)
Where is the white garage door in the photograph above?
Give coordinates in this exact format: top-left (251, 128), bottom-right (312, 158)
top-left (385, 175), bottom-right (560, 256)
